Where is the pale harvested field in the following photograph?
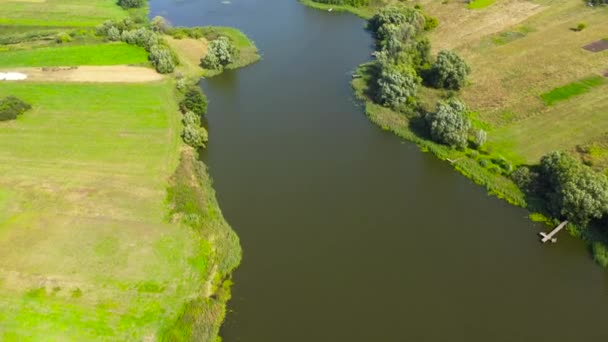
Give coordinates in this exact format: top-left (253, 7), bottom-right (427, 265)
top-left (164, 36), bottom-right (208, 76)
top-left (0, 65), bottom-right (163, 83)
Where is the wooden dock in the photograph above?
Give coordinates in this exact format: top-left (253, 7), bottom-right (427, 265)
top-left (540, 220), bottom-right (568, 243)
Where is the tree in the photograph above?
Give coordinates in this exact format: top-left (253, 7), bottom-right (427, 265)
top-left (181, 111), bottom-right (208, 148)
top-left (376, 64), bottom-right (420, 109)
top-left (425, 98), bottom-right (470, 149)
top-left (149, 46), bottom-right (176, 74)
top-left (179, 86), bottom-right (208, 116)
top-left (474, 129), bottom-right (487, 148)
top-left (201, 37), bottom-right (238, 70)
top-left (539, 151), bottom-right (608, 226)
top-left (118, 0), bottom-right (145, 9)
top-left (369, 6), bottom-right (425, 36)
top-left (431, 50), bottom-right (470, 90)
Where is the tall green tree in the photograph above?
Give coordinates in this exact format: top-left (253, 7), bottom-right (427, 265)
top-left (431, 50), bottom-right (470, 90)
top-left (425, 98), bottom-right (470, 149)
top-left (540, 151), bottom-right (608, 226)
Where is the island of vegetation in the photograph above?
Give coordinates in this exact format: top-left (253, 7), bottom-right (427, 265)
top-left (303, 0), bottom-right (608, 267)
top-left (0, 0), bottom-right (259, 340)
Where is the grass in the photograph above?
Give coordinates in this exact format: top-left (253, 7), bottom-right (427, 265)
top-left (299, 0), bottom-right (376, 19)
top-left (0, 0), bottom-right (127, 27)
top-left (540, 75), bottom-right (607, 105)
top-left (0, 43), bottom-right (149, 68)
top-left (0, 81), bottom-right (215, 340)
top-left (416, 0), bottom-right (608, 165)
top-left (467, 0), bottom-right (495, 10)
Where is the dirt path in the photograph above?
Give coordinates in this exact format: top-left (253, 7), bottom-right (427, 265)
top-left (0, 66), bottom-right (164, 83)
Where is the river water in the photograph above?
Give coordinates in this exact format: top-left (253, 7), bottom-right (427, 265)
top-left (150, 0), bottom-right (608, 340)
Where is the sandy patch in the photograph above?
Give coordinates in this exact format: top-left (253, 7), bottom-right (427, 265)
top-left (0, 66), bottom-right (163, 83)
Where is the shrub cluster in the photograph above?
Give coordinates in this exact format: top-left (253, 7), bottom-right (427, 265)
top-left (181, 111), bottom-right (208, 148)
top-left (0, 96), bottom-right (32, 121)
top-left (179, 86), bottom-right (208, 116)
top-left (201, 37), bottom-right (238, 70)
top-left (96, 20), bottom-right (176, 74)
top-left (367, 6), bottom-right (476, 149)
top-left (118, 0), bottom-right (145, 9)
top-left (178, 86), bottom-right (209, 148)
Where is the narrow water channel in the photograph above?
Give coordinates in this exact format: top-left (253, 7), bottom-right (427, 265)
top-left (150, 0), bottom-right (608, 340)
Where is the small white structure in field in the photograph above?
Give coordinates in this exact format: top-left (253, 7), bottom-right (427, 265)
top-left (0, 72), bottom-right (27, 81)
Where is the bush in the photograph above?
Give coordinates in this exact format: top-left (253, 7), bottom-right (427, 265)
top-left (151, 16), bottom-right (171, 33)
top-left (576, 22), bottom-right (587, 31)
top-left (0, 96), bottom-right (32, 121)
top-left (593, 242), bottom-right (608, 268)
top-left (118, 0), bottom-right (145, 9)
top-left (425, 98), bottom-right (470, 149)
top-left (430, 50), bottom-right (470, 90)
top-left (55, 32), bottom-right (72, 44)
top-left (423, 15), bottom-right (439, 31)
top-left (181, 111), bottom-right (208, 148)
top-left (474, 129), bottom-right (487, 148)
top-left (149, 45), bottom-right (176, 74)
top-left (201, 37), bottom-right (238, 70)
top-left (179, 86), bottom-right (208, 116)
top-left (511, 166), bottom-right (538, 193)
top-left (106, 27), bottom-right (121, 41)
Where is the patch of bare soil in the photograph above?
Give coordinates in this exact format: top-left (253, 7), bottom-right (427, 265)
top-left (0, 66), bottom-right (163, 83)
top-left (583, 39), bottom-right (608, 52)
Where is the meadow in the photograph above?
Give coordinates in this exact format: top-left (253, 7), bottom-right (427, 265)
top-left (0, 43), bottom-right (149, 68)
top-left (419, 0), bottom-right (608, 165)
top-left (0, 81), bottom-right (217, 340)
top-left (0, 0), bottom-right (127, 27)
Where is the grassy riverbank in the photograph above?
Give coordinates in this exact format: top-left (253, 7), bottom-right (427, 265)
top-left (307, 0), bottom-right (608, 264)
top-left (0, 0), bottom-right (255, 340)
top-left (166, 26), bottom-right (260, 78)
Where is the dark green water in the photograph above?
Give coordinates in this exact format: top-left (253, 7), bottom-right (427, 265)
top-left (151, 1), bottom-right (608, 340)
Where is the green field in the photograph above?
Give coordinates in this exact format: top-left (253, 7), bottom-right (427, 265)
top-left (0, 82), bottom-right (212, 340)
top-left (467, 0), bottom-right (495, 10)
top-left (0, 0), bottom-right (127, 27)
top-left (541, 75), bottom-right (607, 105)
top-left (0, 43), bottom-right (149, 68)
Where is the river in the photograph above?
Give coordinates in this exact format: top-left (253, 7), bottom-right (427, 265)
top-left (150, 0), bottom-right (608, 340)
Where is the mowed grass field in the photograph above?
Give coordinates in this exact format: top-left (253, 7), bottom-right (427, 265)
top-left (419, 0), bottom-right (608, 165)
top-left (0, 43), bottom-right (149, 68)
top-left (0, 0), bottom-right (127, 27)
top-left (0, 82), bottom-right (210, 340)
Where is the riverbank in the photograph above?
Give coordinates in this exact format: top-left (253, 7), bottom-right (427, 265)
top-left (0, 0), bottom-right (257, 339)
top-left (306, 0), bottom-right (608, 264)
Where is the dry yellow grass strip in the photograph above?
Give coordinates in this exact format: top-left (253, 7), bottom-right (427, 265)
top-left (164, 36), bottom-right (208, 76)
top-left (0, 65), bottom-right (163, 83)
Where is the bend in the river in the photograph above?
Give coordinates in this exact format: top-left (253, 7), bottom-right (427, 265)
top-left (150, 0), bottom-right (608, 340)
